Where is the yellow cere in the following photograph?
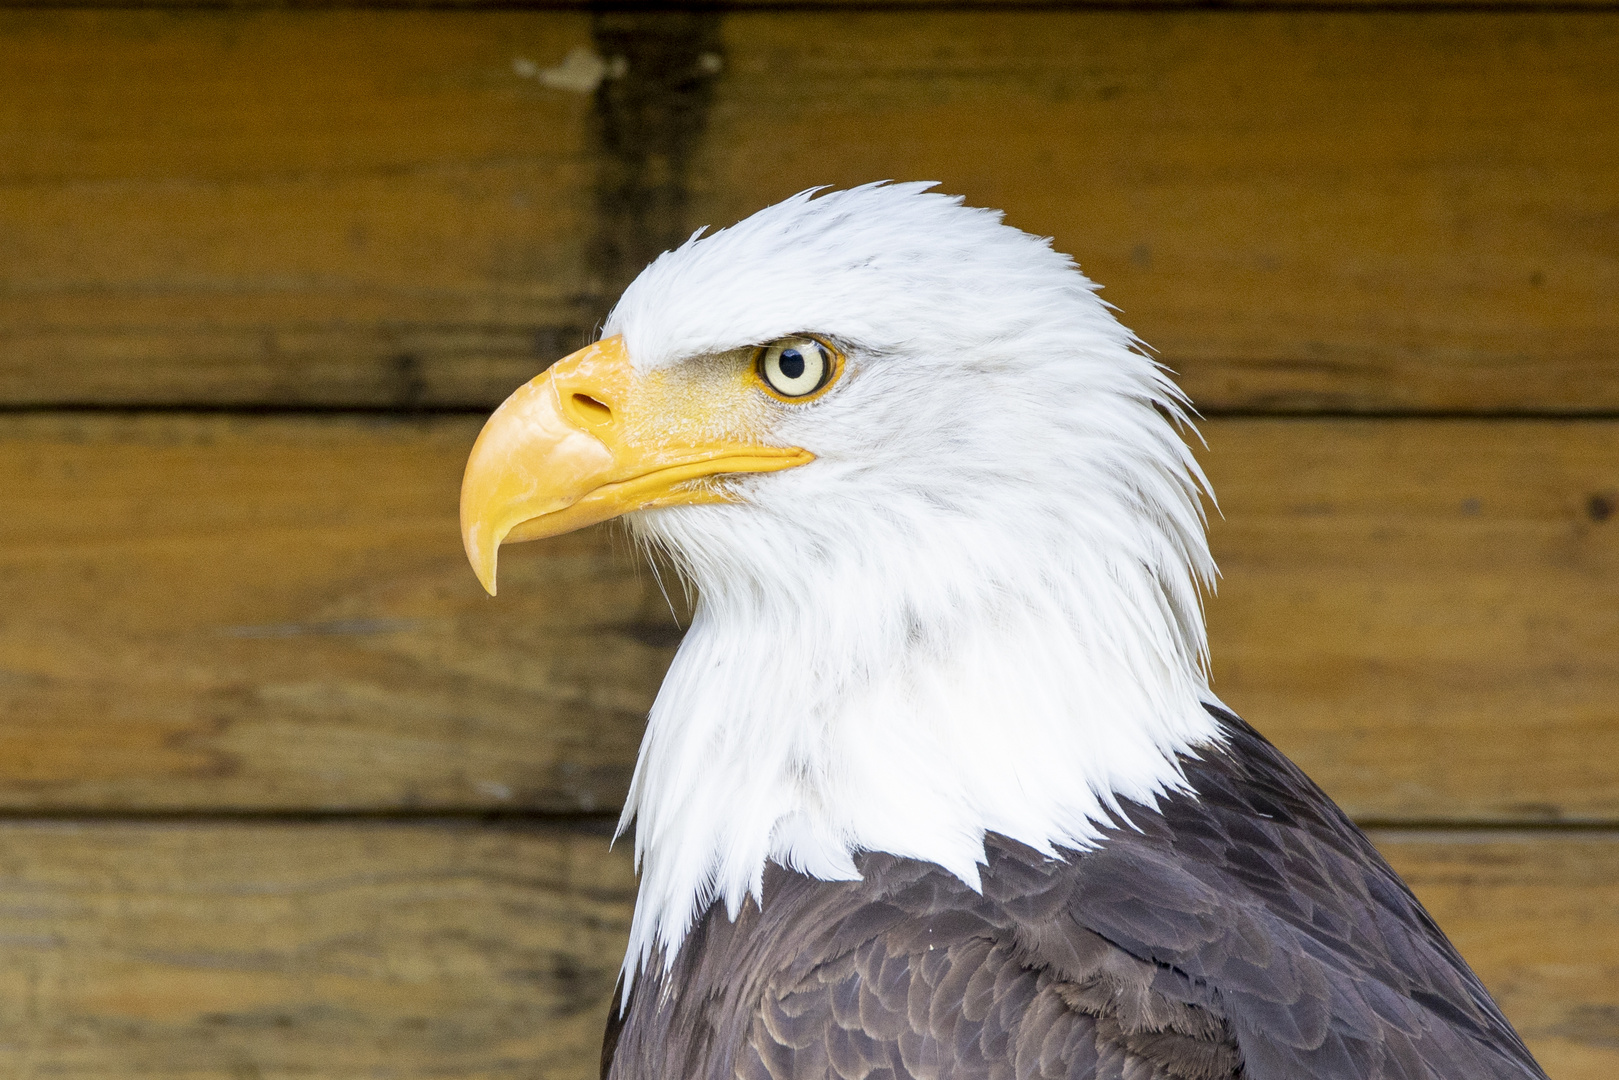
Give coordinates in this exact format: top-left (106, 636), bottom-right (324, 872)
top-left (458, 336), bottom-right (817, 595)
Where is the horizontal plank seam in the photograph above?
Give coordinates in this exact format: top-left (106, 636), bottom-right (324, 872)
top-left (0, 808), bottom-right (625, 827)
top-left (0, 809), bottom-right (1610, 834)
top-left (0, 403), bottom-right (498, 418)
top-left (1194, 408), bottom-right (1619, 421)
top-left (1354, 818), bottom-right (1619, 832)
top-left (5, 404), bottom-right (1619, 420)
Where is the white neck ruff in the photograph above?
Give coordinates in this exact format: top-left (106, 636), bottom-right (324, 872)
top-left (616, 495), bottom-right (1221, 989)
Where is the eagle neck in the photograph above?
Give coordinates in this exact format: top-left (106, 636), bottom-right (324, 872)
top-left (614, 510), bottom-right (1221, 991)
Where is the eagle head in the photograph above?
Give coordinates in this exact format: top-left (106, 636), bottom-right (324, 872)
top-left (460, 183), bottom-right (1220, 979)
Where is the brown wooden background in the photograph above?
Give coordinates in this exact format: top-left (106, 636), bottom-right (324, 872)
top-left (0, 3), bottom-right (1615, 1077)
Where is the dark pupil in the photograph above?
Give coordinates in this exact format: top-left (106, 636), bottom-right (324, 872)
top-left (778, 348), bottom-right (806, 380)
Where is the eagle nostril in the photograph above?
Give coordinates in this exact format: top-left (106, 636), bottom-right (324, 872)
top-left (570, 393), bottom-right (613, 425)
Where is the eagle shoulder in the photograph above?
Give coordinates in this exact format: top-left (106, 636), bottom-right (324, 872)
top-left (602, 707), bottom-right (1547, 1080)
top-left (607, 856), bottom-right (1241, 1080)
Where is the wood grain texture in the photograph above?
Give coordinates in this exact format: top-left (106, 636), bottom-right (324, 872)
top-left (0, 9), bottom-right (600, 408)
top-left (700, 11), bottom-right (1619, 414)
top-left (0, 11), bottom-right (1615, 410)
top-left (0, 822), bottom-right (1609, 1078)
top-left (0, 819), bottom-right (636, 1079)
top-left (0, 414), bottom-right (1612, 822)
top-left (1200, 420), bottom-right (1619, 824)
top-left (0, 414), bottom-right (677, 812)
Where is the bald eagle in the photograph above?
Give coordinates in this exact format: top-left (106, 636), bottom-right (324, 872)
top-left (460, 185), bottom-right (1546, 1080)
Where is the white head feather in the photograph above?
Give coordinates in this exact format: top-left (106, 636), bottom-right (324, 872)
top-left (603, 183), bottom-right (1221, 988)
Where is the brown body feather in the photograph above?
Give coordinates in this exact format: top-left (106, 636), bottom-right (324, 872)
top-left (603, 710), bottom-right (1545, 1080)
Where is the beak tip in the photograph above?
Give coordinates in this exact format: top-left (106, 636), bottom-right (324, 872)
top-left (462, 522), bottom-right (502, 598)
top-left (471, 558), bottom-right (499, 597)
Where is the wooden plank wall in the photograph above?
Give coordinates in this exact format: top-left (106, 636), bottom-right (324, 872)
top-left (0, 3), bottom-right (1614, 1077)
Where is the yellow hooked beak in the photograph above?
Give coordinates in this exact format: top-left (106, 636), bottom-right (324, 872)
top-left (459, 336), bottom-right (814, 595)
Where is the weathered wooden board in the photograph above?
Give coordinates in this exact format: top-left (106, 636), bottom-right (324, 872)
top-left (0, 414), bottom-right (675, 813)
top-left (0, 822), bottom-right (1609, 1078)
top-left (0, 414), bottom-right (1612, 822)
top-left (1, 10), bottom-right (1616, 411)
top-left (1201, 420), bottom-right (1619, 824)
top-left (0, 9), bottom-right (600, 409)
top-left (702, 11), bottom-right (1619, 414)
top-left (0, 819), bottom-right (636, 1079)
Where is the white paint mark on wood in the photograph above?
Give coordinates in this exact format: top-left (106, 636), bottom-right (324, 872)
top-left (513, 48), bottom-right (627, 95)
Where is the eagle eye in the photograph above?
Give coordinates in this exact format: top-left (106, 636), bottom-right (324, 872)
top-left (756, 336), bottom-right (840, 400)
